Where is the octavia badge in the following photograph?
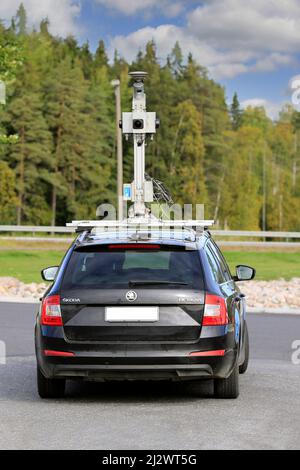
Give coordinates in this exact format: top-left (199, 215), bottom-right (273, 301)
top-left (126, 291), bottom-right (137, 302)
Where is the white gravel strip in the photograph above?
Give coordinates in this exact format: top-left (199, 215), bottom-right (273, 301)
top-left (0, 296), bottom-right (38, 304)
top-left (0, 277), bottom-right (47, 300)
top-left (239, 278), bottom-right (300, 310)
top-left (247, 307), bottom-right (300, 315)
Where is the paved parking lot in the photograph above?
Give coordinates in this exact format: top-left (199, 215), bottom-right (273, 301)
top-left (0, 302), bottom-right (299, 449)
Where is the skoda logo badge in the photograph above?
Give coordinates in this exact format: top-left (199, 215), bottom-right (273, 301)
top-left (126, 291), bottom-right (137, 302)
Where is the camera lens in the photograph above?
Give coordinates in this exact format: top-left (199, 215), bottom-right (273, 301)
top-left (133, 119), bottom-right (144, 130)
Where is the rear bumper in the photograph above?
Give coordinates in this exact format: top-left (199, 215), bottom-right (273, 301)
top-left (36, 349), bottom-right (237, 381)
top-left (44, 363), bottom-right (214, 381)
top-left (36, 324), bottom-right (238, 381)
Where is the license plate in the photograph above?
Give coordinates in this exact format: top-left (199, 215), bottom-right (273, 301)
top-left (105, 306), bottom-right (159, 323)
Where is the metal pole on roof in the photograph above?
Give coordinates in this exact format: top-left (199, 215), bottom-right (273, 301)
top-left (111, 79), bottom-right (123, 221)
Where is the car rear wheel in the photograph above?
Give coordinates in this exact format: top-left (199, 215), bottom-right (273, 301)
top-left (239, 321), bottom-right (249, 374)
top-left (37, 367), bottom-right (65, 399)
top-left (214, 364), bottom-right (239, 399)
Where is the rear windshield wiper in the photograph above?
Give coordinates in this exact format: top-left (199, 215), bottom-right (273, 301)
top-left (129, 280), bottom-right (189, 286)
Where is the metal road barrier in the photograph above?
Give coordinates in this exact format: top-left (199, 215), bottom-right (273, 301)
top-left (211, 230), bottom-right (300, 239)
top-left (0, 226), bottom-right (300, 247)
top-left (1, 226), bottom-right (300, 237)
top-left (0, 225), bottom-right (74, 233)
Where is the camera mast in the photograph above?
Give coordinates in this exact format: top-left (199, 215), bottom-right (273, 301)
top-left (67, 71), bottom-right (214, 233)
top-left (121, 71), bottom-right (159, 218)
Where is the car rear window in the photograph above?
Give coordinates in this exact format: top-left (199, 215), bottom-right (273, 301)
top-left (61, 245), bottom-right (204, 290)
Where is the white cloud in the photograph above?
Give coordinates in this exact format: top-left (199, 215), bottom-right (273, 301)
top-left (95, 0), bottom-right (184, 17)
top-left (110, 25), bottom-right (221, 64)
top-left (96, 0), bottom-right (158, 15)
top-left (109, 0), bottom-right (300, 80)
top-left (210, 63), bottom-right (249, 80)
top-left (251, 53), bottom-right (296, 73)
top-left (0, 0), bottom-right (81, 36)
top-left (241, 98), bottom-right (287, 120)
top-left (109, 25), bottom-right (254, 79)
top-left (187, 0), bottom-right (300, 53)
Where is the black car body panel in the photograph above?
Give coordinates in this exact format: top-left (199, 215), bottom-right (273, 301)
top-left (35, 231), bottom-right (247, 383)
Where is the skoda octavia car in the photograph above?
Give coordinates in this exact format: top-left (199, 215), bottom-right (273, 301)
top-left (35, 228), bottom-right (255, 399)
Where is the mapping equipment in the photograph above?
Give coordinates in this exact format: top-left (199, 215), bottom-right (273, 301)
top-left (120, 71), bottom-right (159, 217)
top-left (67, 71), bottom-right (214, 234)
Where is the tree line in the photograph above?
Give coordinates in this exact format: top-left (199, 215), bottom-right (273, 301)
top-left (0, 4), bottom-right (300, 230)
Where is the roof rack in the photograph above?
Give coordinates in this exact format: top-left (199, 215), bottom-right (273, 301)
top-left (67, 219), bottom-right (214, 233)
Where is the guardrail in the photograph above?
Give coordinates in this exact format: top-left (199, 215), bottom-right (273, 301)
top-left (0, 225), bottom-right (74, 233)
top-left (0, 225), bottom-right (300, 239)
top-left (211, 230), bottom-right (300, 239)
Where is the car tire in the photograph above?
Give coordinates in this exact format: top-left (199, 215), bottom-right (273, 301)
top-left (37, 366), bottom-right (65, 399)
top-left (214, 364), bottom-right (239, 399)
top-left (239, 321), bottom-right (249, 374)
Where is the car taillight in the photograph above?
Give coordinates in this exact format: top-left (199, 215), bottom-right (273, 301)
top-left (203, 294), bottom-right (228, 326)
top-left (108, 244), bottom-right (161, 250)
top-left (44, 350), bottom-right (74, 357)
top-left (189, 350), bottom-right (225, 357)
top-left (41, 295), bottom-right (62, 326)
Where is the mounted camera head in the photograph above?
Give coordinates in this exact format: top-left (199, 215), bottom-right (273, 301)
top-left (121, 71), bottom-right (158, 136)
top-left (129, 71), bottom-right (148, 82)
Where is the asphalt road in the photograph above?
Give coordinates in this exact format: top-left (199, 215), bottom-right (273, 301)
top-left (0, 302), bottom-right (299, 450)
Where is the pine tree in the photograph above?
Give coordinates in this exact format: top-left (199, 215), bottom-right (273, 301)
top-left (16, 3), bottom-right (27, 36)
top-left (10, 18), bottom-right (16, 34)
top-left (230, 92), bottom-right (242, 130)
top-left (44, 57), bottom-right (113, 224)
top-left (64, 35), bottom-right (80, 64)
top-left (44, 58), bottom-right (88, 224)
top-left (80, 42), bottom-right (93, 79)
top-left (75, 81), bottom-right (114, 217)
top-left (172, 100), bottom-right (207, 207)
top-left (170, 41), bottom-right (183, 77)
top-left (7, 90), bottom-right (53, 224)
top-left (95, 40), bottom-right (108, 69)
top-left (40, 18), bottom-right (50, 37)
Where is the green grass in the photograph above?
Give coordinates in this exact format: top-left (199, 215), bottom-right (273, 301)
top-left (0, 250), bottom-right (299, 283)
top-left (0, 251), bottom-right (65, 283)
top-left (224, 252), bottom-right (300, 281)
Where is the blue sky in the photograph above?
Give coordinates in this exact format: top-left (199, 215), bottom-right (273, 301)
top-left (78, 0), bottom-right (194, 48)
top-left (1, 0), bottom-right (300, 118)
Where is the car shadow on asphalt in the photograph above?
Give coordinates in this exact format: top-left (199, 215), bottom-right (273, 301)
top-left (65, 378), bottom-right (215, 402)
top-left (0, 358), bottom-right (215, 403)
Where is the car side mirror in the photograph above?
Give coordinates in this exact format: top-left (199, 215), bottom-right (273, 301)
top-left (41, 266), bottom-right (59, 282)
top-left (233, 265), bottom-right (256, 282)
